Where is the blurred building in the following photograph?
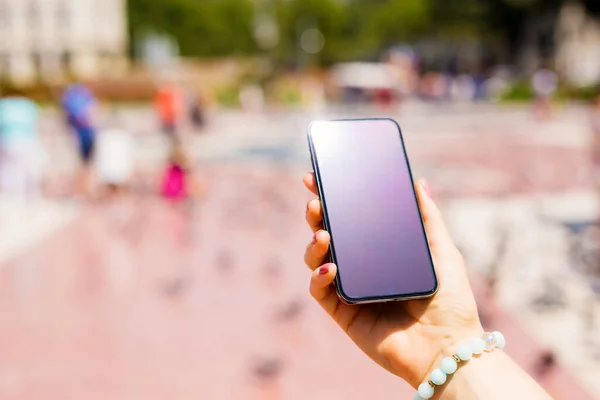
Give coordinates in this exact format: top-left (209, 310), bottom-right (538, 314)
top-left (556, 2), bottom-right (600, 87)
top-left (0, 0), bottom-right (128, 85)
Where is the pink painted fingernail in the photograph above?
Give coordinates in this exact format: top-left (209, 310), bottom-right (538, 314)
top-left (319, 265), bottom-right (329, 275)
top-left (421, 180), bottom-right (432, 199)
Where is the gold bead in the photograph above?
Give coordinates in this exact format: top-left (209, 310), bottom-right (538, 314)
top-left (453, 354), bottom-right (461, 363)
top-left (428, 380), bottom-right (436, 387)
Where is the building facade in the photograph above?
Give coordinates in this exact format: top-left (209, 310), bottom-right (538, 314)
top-left (0, 0), bottom-right (127, 85)
top-left (556, 2), bottom-right (600, 87)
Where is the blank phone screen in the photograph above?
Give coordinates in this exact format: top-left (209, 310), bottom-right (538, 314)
top-left (309, 119), bottom-right (437, 301)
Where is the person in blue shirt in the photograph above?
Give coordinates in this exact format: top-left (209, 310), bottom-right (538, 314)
top-left (62, 84), bottom-right (96, 162)
top-left (61, 84), bottom-right (97, 195)
top-left (0, 94), bottom-right (42, 196)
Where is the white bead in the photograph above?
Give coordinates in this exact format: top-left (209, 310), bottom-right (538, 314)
top-left (413, 392), bottom-right (424, 400)
top-left (430, 369), bottom-right (447, 385)
top-left (418, 382), bottom-right (435, 399)
top-left (482, 332), bottom-right (497, 351)
top-left (470, 337), bottom-right (486, 355)
top-left (492, 331), bottom-right (506, 349)
top-left (440, 356), bottom-right (458, 374)
top-left (456, 343), bottom-right (473, 361)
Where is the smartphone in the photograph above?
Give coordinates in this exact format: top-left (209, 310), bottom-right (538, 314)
top-left (307, 118), bottom-right (438, 304)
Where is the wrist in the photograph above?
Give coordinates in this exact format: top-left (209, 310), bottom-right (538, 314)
top-left (437, 349), bottom-right (506, 400)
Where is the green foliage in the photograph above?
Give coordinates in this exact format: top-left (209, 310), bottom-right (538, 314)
top-left (273, 81), bottom-right (302, 105)
top-left (279, 86), bottom-right (301, 105)
top-left (561, 85), bottom-right (600, 102)
top-left (501, 0), bottom-right (540, 8)
top-left (213, 84), bottom-right (240, 108)
top-left (273, 0), bottom-right (350, 66)
top-left (273, 0), bottom-right (430, 66)
top-left (429, 0), bottom-right (488, 39)
top-left (349, 0), bottom-right (431, 57)
top-left (128, 0), bottom-right (257, 57)
top-left (499, 82), bottom-right (599, 103)
top-left (499, 81), bottom-right (534, 101)
top-left (127, 0), bottom-right (583, 68)
top-left (128, 0), bottom-right (434, 65)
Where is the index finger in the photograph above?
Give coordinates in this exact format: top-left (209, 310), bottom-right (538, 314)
top-left (303, 172), bottom-right (318, 195)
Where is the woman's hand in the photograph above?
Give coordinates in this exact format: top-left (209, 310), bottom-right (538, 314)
top-left (303, 173), bottom-right (484, 388)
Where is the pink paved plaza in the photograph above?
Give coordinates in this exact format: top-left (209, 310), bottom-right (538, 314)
top-left (0, 105), bottom-right (598, 399)
top-left (0, 165), bottom-right (594, 399)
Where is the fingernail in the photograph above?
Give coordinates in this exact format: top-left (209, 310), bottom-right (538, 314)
top-left (305, 204), bottom-right (309, 215)
top-left (318, 265), bottom-right (329, 275)
top-left (311, 232), bottom-right (318, 244)
top-left (421, 180), bottom-right (433, 199)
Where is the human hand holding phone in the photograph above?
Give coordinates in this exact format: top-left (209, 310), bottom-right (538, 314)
top-left (303, 173), bottom-right (484, 388)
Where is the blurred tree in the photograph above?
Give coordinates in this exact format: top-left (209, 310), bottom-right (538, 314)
top-left (478, 0), bottom-right (579, 72)
top-left (128, 0), bottom-right (257, 57)
top-left (273, 0), bottom-right (349, 67)
top-left (425, 0), bottom-right (595, 72)
top-left (273, 0), bottom-right (430, 67)
top-left (350, 0), bottom-right (431, 58)
top-left (127, 0), bottom-right (600, 71)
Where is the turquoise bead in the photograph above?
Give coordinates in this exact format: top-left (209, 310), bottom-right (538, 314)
top-left (430, 368), bottom-right (447, 385)
top-left (492, 331), bottom-right (506, 349)
top-left (470, 337), bottom-right (486, 355)
top-left (418, 382), bottom-right (435, 399)
top-left (413, 392), bottom-right (424, 400)
top-left (440, 356), bottom-right (458, 374)
top-left (456, 343), bottom-right (473, 361)
top-left (482, 332), bottom-right (497, 351)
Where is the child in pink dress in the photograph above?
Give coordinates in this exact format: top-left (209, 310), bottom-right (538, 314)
top-left (161, 144), bottom-right (189, 203)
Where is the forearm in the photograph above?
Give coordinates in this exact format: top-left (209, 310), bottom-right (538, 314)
top-left (438, 351), bottom-right (552, 400)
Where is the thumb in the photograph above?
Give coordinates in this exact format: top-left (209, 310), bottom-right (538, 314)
top-left (415, 179), bottom-right (456, 256)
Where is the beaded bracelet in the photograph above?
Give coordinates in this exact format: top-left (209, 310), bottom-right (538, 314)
top-left (413, 331), bottom-right (506, 400)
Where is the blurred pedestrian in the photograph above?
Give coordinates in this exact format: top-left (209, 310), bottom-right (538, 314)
top-left (61, 83), bottom-right (98, 196)
top-left (531, 69), bottom-right (558, 120)
top-left (387, 47), bottom-right (419, 103)
top-left (161, 142), bottom-right (191, 205)
top-left (0, 92), bottom-right (43, 197)
top-left (94, 127), bottom-right (135, 200)
top-left (420, 72), bottom-right (450, 102)
top-left (188, 91), bottom-right (206, 132)
top-left (450, 74), bottom-right (477, 102)
top-left (155, 83), bottom-right (183, 138)
top-left (373, 87), bottom-right (395, 108)
top-left (160, 141), bottom-right (205, 232)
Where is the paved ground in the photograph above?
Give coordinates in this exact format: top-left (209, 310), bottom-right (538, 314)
top-left (0, 103), bottom-right (598, 399)
top-left (447, 192), bottom-right (600, 395)
top-left (0, 196), bottom-right (77, 266)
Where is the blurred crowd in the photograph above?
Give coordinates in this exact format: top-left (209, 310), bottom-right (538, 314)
top-left (3, 52), bottom-right (600, 203)
top-left (330, 49), bottom-right (562, 109)
top-left (0, 82), bottom-right (207, 205)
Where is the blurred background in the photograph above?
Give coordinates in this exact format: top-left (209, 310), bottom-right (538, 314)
top-left (0, 0), bottom-right (600, 399)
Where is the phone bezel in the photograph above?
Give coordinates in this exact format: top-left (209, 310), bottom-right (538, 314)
top-left (307, 118), bottom-right (439, 304)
